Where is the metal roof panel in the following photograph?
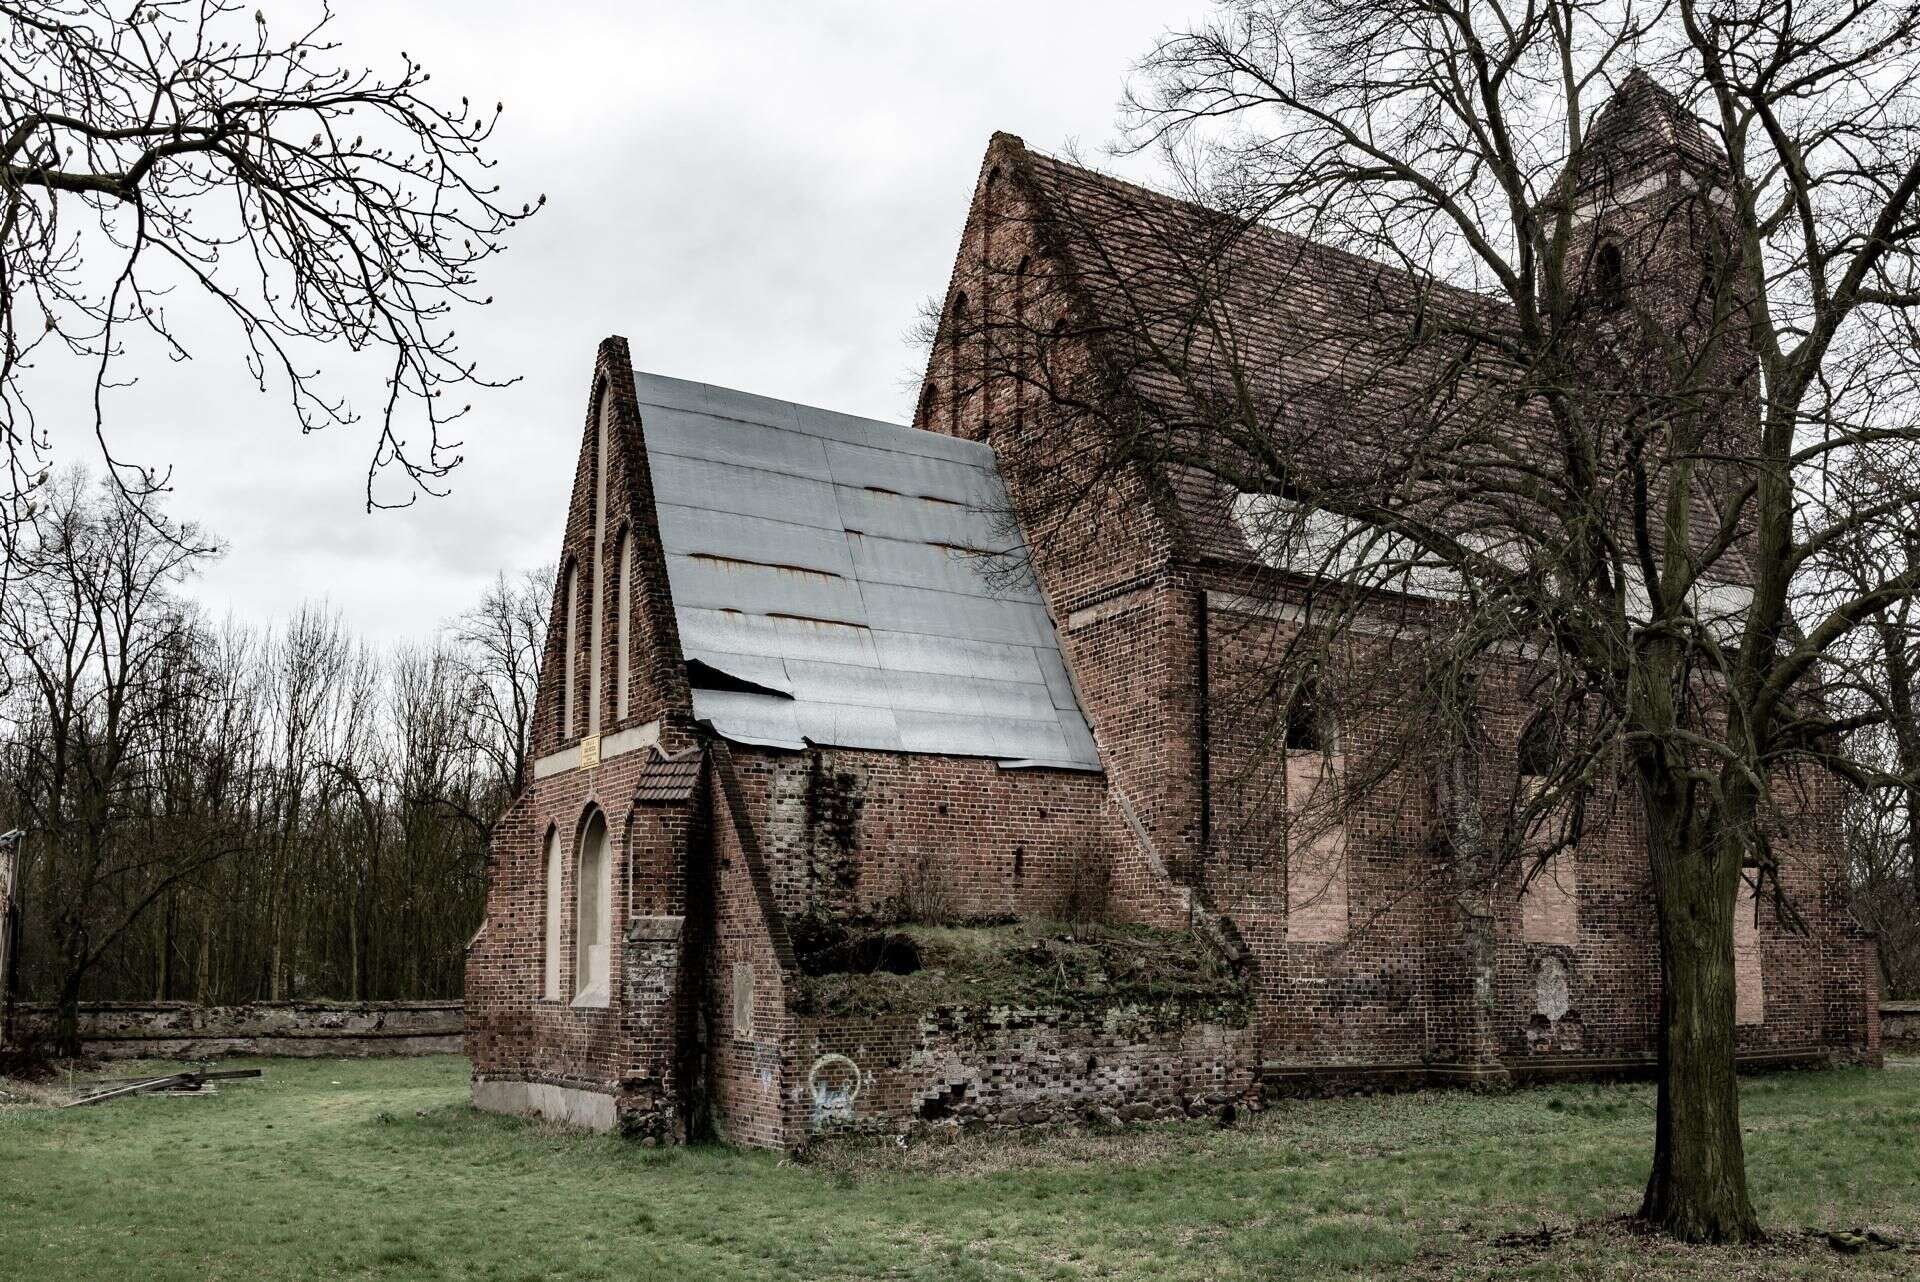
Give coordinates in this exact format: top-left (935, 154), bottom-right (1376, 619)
top-left (637, 370), bottom-right (1101, 771)
top-left (656, 504), bottom-right (858, 579)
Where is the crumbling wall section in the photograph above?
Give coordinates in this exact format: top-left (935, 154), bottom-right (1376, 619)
top-left (794, 998), bottom-right (1253, 1139)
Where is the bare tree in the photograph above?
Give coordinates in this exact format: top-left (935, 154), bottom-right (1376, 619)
top-left (449, 566), bottom-right (550, 799)
top-left (0, 491), bottom-right (530, 1019)
top-left (1822, 468), bottom-right (1920, 994)
top-left (1839, 723), bottom-right (1920, 998)
top-left (0, 470), bottom-right (229, 1049)
top-left (934, 0), bottom-right (1920, 1243)
top-left (0, 0), bottom-right (540, 508)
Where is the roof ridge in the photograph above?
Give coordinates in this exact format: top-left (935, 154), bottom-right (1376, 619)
top-left (1015, 145), bottom-right (1508, 318)
top-left (631, 370), bottom-right (996, 462)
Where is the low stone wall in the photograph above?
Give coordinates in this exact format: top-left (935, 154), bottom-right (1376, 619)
top-left (1884, 1002), bottom-right (1920, 1055)
top-left (11, 999), bottom-right (463, 1059)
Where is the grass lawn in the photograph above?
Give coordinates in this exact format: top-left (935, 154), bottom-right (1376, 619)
top-left (1, 1056), bottom-right (1915, 1280)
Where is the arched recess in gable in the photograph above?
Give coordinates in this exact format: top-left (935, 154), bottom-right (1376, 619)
top-left (560, 558), bottom-right (581, 739)
top-left (613, 521), bottom-right (633, 722)
top-left (574, 805), bottom-right (612, 1005)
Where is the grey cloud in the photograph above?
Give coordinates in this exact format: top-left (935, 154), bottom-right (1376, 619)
top-left (38, 0), bottom-right (1210, 646)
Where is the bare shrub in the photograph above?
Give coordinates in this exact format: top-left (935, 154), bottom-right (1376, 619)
top-left (894, 849), bottom-right (961, 926)
top-left (1060, 842), bottom-right (1113, 925)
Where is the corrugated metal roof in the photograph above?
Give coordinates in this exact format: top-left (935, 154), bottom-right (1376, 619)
top-left (635, 371), bottom-right (1102, 773)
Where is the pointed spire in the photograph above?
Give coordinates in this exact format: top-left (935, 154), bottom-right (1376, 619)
top-left (1589, 70), bottom-right (1724, 169)
top-left (1544, 69), bottom-right (1729, 217)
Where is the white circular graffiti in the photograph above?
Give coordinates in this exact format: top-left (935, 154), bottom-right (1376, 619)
top-left (807, 1052), bottom-right (863, 1125)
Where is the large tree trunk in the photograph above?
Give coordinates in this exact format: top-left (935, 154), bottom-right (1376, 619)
top-left (1637, 779), bottom-right (1760, 1243)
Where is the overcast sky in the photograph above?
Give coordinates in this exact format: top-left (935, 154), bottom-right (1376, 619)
top-left (45, 1), bottom-right (1212, 647)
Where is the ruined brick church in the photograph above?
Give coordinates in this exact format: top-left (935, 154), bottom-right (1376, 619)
top-left (465, 77), bottom-right (1882, 1145)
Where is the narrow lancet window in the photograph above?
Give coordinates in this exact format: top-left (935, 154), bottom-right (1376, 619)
top-left (615, 527), bottom-right (632, 721)
top-left (542, 827), bottom-right (563, 1000)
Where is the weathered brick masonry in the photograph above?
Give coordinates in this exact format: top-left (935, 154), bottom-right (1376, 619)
top-left (466, 77), bottom-right (1879, 1148)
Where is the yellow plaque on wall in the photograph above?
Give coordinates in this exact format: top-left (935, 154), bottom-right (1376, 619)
top-left (580, 733), bottom-right (601, 770)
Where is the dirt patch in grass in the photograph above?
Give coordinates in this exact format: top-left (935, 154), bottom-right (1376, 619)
top-left (790, 918), bottom-right (1246, 1018)
top-left (1405, 1215), bottom-right (1920, 1280)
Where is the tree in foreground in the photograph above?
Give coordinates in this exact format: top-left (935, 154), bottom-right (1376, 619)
top-left (939, 0), bottom-right (1919, 1244)
top-left (0, 0), bottom-right (539, 513)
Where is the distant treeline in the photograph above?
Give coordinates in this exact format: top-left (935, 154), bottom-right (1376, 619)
top-left (1, 473), bottom-right (548, 1040)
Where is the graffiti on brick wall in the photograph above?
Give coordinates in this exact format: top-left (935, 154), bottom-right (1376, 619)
top-left (807, 1052), bottom-right (862, 1128)
top-left (1526, 951), bottom-right (1585, 1052)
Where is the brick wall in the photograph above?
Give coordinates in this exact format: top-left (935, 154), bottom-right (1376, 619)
top-left (724, 745), bottom-right (1113, 925)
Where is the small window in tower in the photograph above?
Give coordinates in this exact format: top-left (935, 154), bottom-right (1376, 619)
top-left (1594, 240), bottom-right (1626, 312)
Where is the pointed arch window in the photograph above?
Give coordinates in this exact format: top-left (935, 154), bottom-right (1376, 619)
top-left (1733, 873), bottom-right (1766, 1025)
top-left (1284, 677), bottom-right (1332, 753)
top-left (542, 826), bottom-right (563, 1000)
top-left (1283, 676), bottom-right (1347, 942)
top-left (615, 526), bottom-right (633, 722)
top-left (574, 809), bottom-right (611, 1005)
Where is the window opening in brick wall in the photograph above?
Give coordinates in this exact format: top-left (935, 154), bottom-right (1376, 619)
top-left (574, 810), bottom-right (611, 1005)
top-left (1284, 679), bottom-right (1348, 941)
top-left (1518, 712), bottom-right (1579, 946)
